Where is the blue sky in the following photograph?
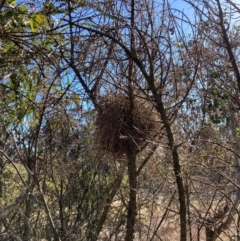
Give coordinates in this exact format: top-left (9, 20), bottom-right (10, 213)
top-left (169, 0), bottom-right (191, 11)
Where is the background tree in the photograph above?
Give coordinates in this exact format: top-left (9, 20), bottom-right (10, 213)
top-left (1, 0), bottom-right (240, 241)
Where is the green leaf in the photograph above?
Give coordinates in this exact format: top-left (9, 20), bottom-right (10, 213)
top-left (210, 114), bottom-right (221, 124)
top-left (6, 0), bottom-right (16, 6)
top-left (29, 18), bottom-right (37, 32)
top-left (29, 13), bottom-right (47, 32)
top-left (213, 99), bottom-right (219, 108)
top-left (17, 5), bottom-right (28, 14)
top-left (211, 88), bottom-right (219, 96)
top-left (236, 127), bottom-right (240, 137)
top-left (72, 95), bottom-right (81, 108)
top-left (10, 74), bottom-right (19, 90)
top-left (209, 70), bottom-right (220, 79)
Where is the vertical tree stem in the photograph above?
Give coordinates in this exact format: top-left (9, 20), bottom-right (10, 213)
top-left (156, 98), bottom-right (187, 241)
top-left (125, 151), bottom-right (137, 241)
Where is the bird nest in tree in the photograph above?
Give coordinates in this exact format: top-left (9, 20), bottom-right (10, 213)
top-left (95, 93), bottom-right (158, 155)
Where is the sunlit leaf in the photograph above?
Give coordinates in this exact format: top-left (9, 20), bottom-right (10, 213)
top-left (29, 13), bottom-right (47, 32)
top-left (72, 95), bottom-right (81, 108)
top-left (6, 0), bottom-right (16, 6)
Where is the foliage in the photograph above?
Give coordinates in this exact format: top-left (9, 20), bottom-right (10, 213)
top-left (1, 0), bottom-right (240, 241)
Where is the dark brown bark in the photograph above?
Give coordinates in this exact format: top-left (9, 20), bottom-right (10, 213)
top-left (125, 1), bottom-right (138, 240)
top-left (125, 151), bottom-right (137, 241)
top-left (216, 0), bottom-right (240, 93)
top-left (23, 198), bottom-right (31, 241)
top-left (154, 94), bottom-right (187, 241)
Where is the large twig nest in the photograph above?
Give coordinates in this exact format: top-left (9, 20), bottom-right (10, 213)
top-left (95, 93), bottom-right (158, 155)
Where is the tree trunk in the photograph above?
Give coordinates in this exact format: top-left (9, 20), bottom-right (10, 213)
top-left (125, 151), bottom-right (137, 241)
top-left (156, 97), bottom-right (187, 241)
